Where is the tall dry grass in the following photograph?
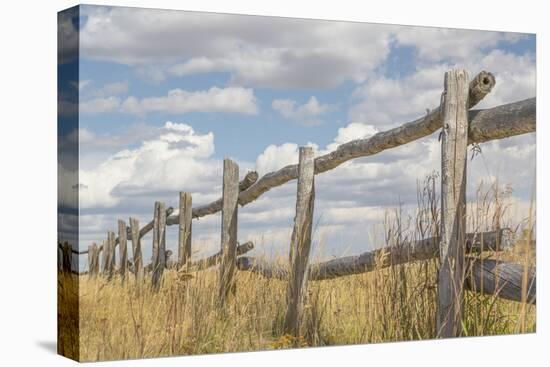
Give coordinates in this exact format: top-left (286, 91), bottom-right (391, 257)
top-left (59, 176), bottom-right (535, 361)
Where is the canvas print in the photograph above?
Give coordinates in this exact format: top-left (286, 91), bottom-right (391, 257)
top-left (57, 5), bottom-right (536, 362)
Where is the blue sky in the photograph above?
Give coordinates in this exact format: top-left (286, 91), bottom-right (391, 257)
top-left (58, 5), bottom-right (536, 269)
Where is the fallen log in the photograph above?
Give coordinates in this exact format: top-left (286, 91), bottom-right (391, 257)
top-left (466, 258), bottom-right (536, 304)
top-left (238, 230), bottom-right (512, 279)
top-left (236, 230), bottom-right (536, 304)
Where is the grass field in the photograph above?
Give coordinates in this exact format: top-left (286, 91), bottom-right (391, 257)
top-left (58, 250), bottom-right (535, 362)
top-left (58, 178), bottom-right (536, 362)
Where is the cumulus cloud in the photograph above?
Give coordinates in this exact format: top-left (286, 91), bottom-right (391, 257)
top-left (79, 5), bottom-right (393, 89)
top-left (272, 96), bottom-right (332, 125)
top-left (349, 50), bottom-right (535, 129)
top-left (80, 86), bottom-right (258, 115)
top-left (79, 122), bottom-right (219, 208)
top-left (255, 142), bottom-right (319, 174)
top-left (394, 28), bottom-right (524, 63)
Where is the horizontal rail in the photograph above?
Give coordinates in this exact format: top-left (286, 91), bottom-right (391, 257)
top-left (236, 229), bottom-right (511, 279)
top-left (76, 97), bottom-right (535, 255)
top-left (82, 72), bottom-right (536, 255)
top-left (236, 97), bottom-right (535, 207)
top-left (186, 241), bottom-right (254, 271)
top-left (236, 229), bottom-right (536, 303)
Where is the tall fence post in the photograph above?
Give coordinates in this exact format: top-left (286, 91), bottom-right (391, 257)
top-left (118, 219), bottom-right (128, 282)
top-left (437, 69), bottom-right (470, 338)
top-left (218, 158), bottom-right (239, 307)
top-left (101, 239), bottom-right (109, 276)
top-left (107, 231), bottom-right (116, 280)
top-left (87, 244), bottom-right (93, 276)
top-left (283, 146), bottom-right (315, 336)
top-left (62, 242), bottom-right (72, 274)
top-left (129, 217), bottom-right (143, 279)
top-left (89, 242), bottom-right (99, 276)
top-left (151, 201), bottom-right (167, 291)
top-left (178, 192), bottom-right (192, 269)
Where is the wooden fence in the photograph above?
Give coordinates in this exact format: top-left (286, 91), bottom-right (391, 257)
top-left (59, 69), bottom-right (537, 338)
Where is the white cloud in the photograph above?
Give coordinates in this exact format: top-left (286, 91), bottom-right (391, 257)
top-left (324, 122), bottom-right (379, 152)
top-left (92, 81), bottom-right (129, 97)
top-left (394, 28), bottom-right (520, 63)
top-left (79, 122), bottom-right (219, 208)
top-left (80, 6), bottom-right (393, 89)
top-left (80, 96), bottom-right (121, 114)
top-left (79, 86), bottom-right (258, 115)
top-left (255, 142), bottom-right (319, 174)
top-left (272, 96), bottom-right (332, 125)
top-left (348, 50), bottom-right (535, 129)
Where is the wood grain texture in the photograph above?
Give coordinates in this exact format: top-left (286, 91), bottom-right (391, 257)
top-left (129, 217), bottom-right (143, 279)
top-left (284, 147), bottom-right (315, 335)
top-left (237, 229), bottom-right (512, 280)
top-left (437, 69), bottom-right (470, 338)
top-left (237, 256), bottom-right (535, 304)
top-left (218, 159), bottom-right (239, 306)
top-left (101, 239), bottom-right (109, 275)
top-left (178, 192), bottom-right (192, 268)
top-left (151, 202), bottom-right (167, 291)
top-left (90, 243), bottom-right (99, 276)
top-left (118, 219), bottom-right (128, 281)
top-left (107, 231), bottom-right (116, 280)
top-left (465, 258), bottom-right (536, 304)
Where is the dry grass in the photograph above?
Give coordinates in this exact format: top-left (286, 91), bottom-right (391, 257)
top-left (67, 250), bottom-right (534, 362)
top-left (58, 176), bottom-right (536, 362)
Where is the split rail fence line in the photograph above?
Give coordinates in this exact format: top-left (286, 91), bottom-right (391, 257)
top-left (59, 69), bottom-right (536, 339)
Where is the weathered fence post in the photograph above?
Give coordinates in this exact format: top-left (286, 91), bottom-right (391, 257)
top-left (129, 217), bottom-right (143, 279)
top-left (101, 240), bottom-right (109, 275)
top-left (437, 69), bottom-right (470, 338)
top-left (151, 201), bottom-right (167, 291)
top-left (107, 231), bottom-right (116, 280)
top-left (283, 146), bottom-right (315, 336)
top-left (62, 242), bottom-right (72, 274)
top-left (118, 219), bottom-right (128, 282)
top-left (178, 192), bottom-right (192, 269)
top-left (89, 242), bottom-right (99, 276)
top-left (218, 158), bottom-right (239, 307)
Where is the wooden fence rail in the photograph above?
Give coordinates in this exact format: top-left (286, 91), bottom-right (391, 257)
top-left (236, 230), bottom-right (535, 304)
top-left (63, 69), bottom-right (536, 337)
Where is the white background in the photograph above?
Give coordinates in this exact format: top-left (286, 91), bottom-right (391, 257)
top-left (0, 0), bottom-right (547, 365)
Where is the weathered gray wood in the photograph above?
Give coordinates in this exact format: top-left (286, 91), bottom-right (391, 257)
top-left (87, 244), bottom-right (93, 277)
top-left (87, 243), bottom-right (94, 276)
top-left (466, 258), bottom-right (536, 304)
top-left (238, 229), bottom-right (511, 279)
top-left (237, 72), bottom-right (495, 207)
top-left (118, 219), bottom-right (128, 282)
top-left (237, 256), bottom-right (535, 304)
top-left (218, 159), bottom-right (240, 306)
top-left (107, 231), bottom-right (116, 280)
top-left (165, 171), bottom-right (258, 225)
top-left (129, 217), bottom-right (143, 279)
top-left (101, 239), bottom-right (109, 275)
top-left (468, 97), bottom-right (535, 144)
top-left (178, 192), bottom-right (192, 268)
top-left (90, 243), bottom-right (99, 276)
top-left (151, 201), bottom-right (167, 291)
top-left (284, 147), bottom-right (315, 336)
top-left (107, 97), bottom-right (535, 246)
top-left (437, 69), bottom-right (470, 338)
top-left (187, 241), bottom-right (254, 271)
